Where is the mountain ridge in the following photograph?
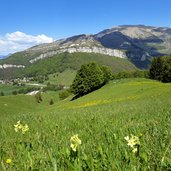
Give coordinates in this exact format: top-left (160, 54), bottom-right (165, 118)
top-left (1, 25), bottom-right (171, 77)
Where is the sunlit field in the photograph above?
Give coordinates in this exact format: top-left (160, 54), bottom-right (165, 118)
top-left (0, 78), bottom-right (171, 170)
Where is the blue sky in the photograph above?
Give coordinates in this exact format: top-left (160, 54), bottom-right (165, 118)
top-left (0, 0), bottom-right (171, 55)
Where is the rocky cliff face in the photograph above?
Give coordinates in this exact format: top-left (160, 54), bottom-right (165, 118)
top-left (94, 25), bottom-right (171, 68)
top-left (0, 64), bottom-right (25, 69)
top-left (29, 46), bottom-right (126, 63)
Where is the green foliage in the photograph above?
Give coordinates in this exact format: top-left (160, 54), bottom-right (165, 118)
top-left (1, 52), bottom-right (137, 79)
top-left (149, 56), bottom-right (171, 82)
top-left (12, 90), bottom-right (18, 95)
top-left (43, 83), bottom-right (64, 92)
top-left (59, 89), bottom-right (71, 100)
top-left (113, 70), bottom-right (149, 79)
top-left (149, 57), bottom-right (163, 81)
top-left (0, 91), bottom-right (4, 96)
top-left (49, 99), bottom-right (54, 105)
top-left (72, 62), bottom-right (104, 97)
top-left (34, 92), bottom-right (42, 103)
top-left (100, 65), bottom-right (113, 83)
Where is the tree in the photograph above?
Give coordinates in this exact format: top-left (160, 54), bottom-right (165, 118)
top-left (72, 62), bottom-right (104, 97)
top-left (149, 57), bottom-right (163, 81)
top-left (100, 65), bottom-right (113, 83)
top-left (160, 57), bottom-right (171, 82)
top-left (149, 56), bottom-right (171, 83)
top-left (0, 91), bottom-right (4, 96)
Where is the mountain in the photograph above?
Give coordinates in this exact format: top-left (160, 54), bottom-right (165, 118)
top-left (0, 55), bottom-right (6, 60)
top-left (95, 25), bottom-right (171, 68)
top-left (0, 54), bottom-right (12, 60)
top-left (1, 25), bottom-right (171, 79)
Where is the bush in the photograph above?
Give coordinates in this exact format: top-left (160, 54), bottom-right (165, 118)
top-left (35, 92), bottom-right (42, 103)
top-left (59, 90), bottom-right (71, 100)
top-left (113, 70), bottom-right (149, 80)
top-left (12, 90), bottom-right (18, 95)
top-left (49, 99), bottom-right (54, 105)
top-left (0, 91), bottom-right (4, 96)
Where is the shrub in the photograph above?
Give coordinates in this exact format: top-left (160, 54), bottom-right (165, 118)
top-left (12, 90), bottom-right (18, 95)
top-left (35, 92), bottom-right (42, 103)
top-left (0, 91), bottom-right (4, 96)
top-left (59, 90), bottom-right (71, 100)
top-left (49, 99), bottom-right (54, 105)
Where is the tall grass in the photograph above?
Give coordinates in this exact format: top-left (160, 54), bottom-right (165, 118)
top-left (0, 78), bottom-right (171, 170)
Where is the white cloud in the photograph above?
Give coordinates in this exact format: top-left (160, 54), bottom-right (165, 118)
top-left (0, 31), bottom-right (54, 55)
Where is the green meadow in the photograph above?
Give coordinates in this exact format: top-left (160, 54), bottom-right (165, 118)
top-left (0, 78), bottom-right (171, 170)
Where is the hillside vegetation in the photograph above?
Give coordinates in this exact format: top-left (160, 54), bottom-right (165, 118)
top-left (0, 78), bottom-right (171, 170)
top-left (18, 52), bottom-right (136, 77)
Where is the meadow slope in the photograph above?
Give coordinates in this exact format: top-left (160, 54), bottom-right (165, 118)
top-left (0, 78), bottom-right (171, 170)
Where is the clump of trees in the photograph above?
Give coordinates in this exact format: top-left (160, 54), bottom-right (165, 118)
top-left (149, 56), bottom-right (171, 82)
top-left (71, 62), bottom-right (113, 98)
top-left (113, 70), bottom-right (149, 79)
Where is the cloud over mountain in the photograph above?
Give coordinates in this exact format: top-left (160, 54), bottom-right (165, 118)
top-left (0, 31), bottom-right (54, 55)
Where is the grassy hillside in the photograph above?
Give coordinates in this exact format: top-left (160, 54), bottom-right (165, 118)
top-left (0, 52), bottom-right (137, 79)
top-left (0, 78), bottom-right (171, 170)
top-left (0, 51), bottom-right (42, 66)
top-left (45, 69), bottom-right (77, 86)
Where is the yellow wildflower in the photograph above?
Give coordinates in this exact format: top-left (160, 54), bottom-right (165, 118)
top-left (127, 138), bottom-right (136, 148)
top-left (70, 134), bottom-right (81, 152)
top-left (125, 134), bottom-right (140, 152)
top-left (14, 121), bottom-right (29, 134)
top-left (132, 147), bottom-right (138, 153)
top-left (21, 124), bottom-right (29, 134)
top-left (6, 158), bottom-right (11, 164)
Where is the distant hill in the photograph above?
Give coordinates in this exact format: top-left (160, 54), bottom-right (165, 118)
top-left (0, 52), bottom-right (136, 79)
top-left (0, 55), bottom-right (7, 60)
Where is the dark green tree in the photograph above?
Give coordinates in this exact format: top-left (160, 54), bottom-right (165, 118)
top-left (160, 57), bottom-right (171, 82)
top-left (100, 65), bottom-right (113, 83)
top-left (0, 91), bottom-right (4, 96)
top-left (72, 62), bottom-right (104, 97)
top-left (149, 56), bottom-right (171, 83)
top-left (149, 57), bottom-right (163, 81)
